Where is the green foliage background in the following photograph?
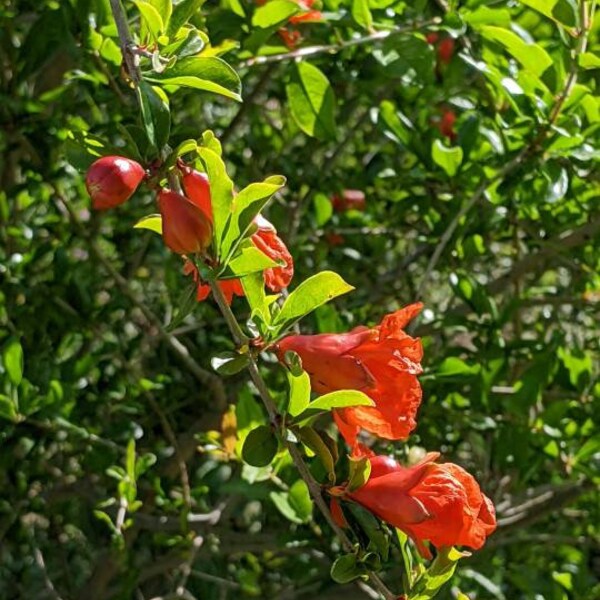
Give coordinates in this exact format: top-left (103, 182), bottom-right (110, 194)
top-left (1, 0), bottom-right (599, 598)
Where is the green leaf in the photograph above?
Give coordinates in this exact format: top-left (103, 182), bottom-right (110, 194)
top-left (313, 193), bottom-right (333, 226)
top-left (241, 425), bottom-right (278, 467)
top-left (0, 394), bottom-right (19, 422)
top-left (517, 0), bottom-right (578, 28)
top-left (3, 338), bottom-right (24, 386)
top-left (166, 282), bottom-right (198, 332)
top-left (226, 244), bottom-right (281, 278)
top-left (287, 369), bottom-right (311, 417)
top-left (286, 63), bottom-right (336, 140)
top-left (297, 426), bottom-right (336, 482)
top-left (137, 81), bottom-right (171, 151)
top-left (270, 480), bottom-right (312, 524)
top-left (409, 547), bottom-right (469, 600)
top-left (480, 26), bottom-right (553, 79)
top-left (331, 554), bottom-right (363, 584)
top-left (345, 502), bottom-right (389, 561)
top-left (379, 100), bottom-right (414, 147)
top-left (133, 0), bottom-right (165, 39)
top-left (221, 175), bottom-right (286, 261)
top-left (432, 140), bottom-right (463, 177)
top-left (308, 390), bottom-right (373, 412)
top-left (351, 0), bottom-right (372, 30)
top-left (167, 0), bottom-right (204, 36)
top-left (146, 57), bottom-right (242, 102)
top-left (197, 147), bottom-right (235, 256)
top-left (134, 214), bottom-right (163, 234)
top-left (347, 454), bottom-right (371, 492)
top-left (579, 52), bottom-right (600, 70)
top-left (241, 272), bottom-right (269, 317)
top-left (289, 479), bottom-right (312, 521)
top-left (146, 0), bottom-right (172, 30)
top-left (211, 351), bottom-right (251, 375)
top-left (436, 357), bottom-right (480, 378)
top-left (273, 271), bottom-right (354, 332)
top-left (462, 6), bottom-right (511, 27)
top-left (252, 0), bottom-right (301, 28)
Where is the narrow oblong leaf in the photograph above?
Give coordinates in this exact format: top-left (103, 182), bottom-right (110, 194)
top-left (197, 147), bottom-right (235, 256)
top-left (221, 175), bottom-right (286, 261)
top-left (286, 63), bottom-right (336, 140)
top-left (287, 369), bottom-right (311, 417)
top-left (167, 0), bottom-right (204, 36)
top-left (137, 81), bottom-right (171, 151)
top-left (3, 338), bottom-right (24, 386)
top-left (133, 0), bottom-right (164, 39)
top-left (351, 0), bottom-right (372, 31)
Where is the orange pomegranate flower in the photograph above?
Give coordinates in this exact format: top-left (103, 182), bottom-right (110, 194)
top-left (277, 303), bottom-right (423, 445)
top-left (340, 453), bottom-right (496, 557)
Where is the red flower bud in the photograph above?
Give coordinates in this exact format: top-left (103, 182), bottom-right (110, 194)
top-left (182, 169), bottom-right (212, 221)
top-left (438, 108), bottom-right (457, 141)
top-left (347, 453), bottom-right (496, 555)
top-left (332, 189), bottom-right (366, 212)
top-left (86, 156), bottom-right (145, 210)
top-left (425, 32), bottom-right (439, 45)
top-left (437, 37), bottom-right (455, 65)
top-left (277, 303), bottom-right (423, 444)
top-left (158, 189), bottom-right (213, 255)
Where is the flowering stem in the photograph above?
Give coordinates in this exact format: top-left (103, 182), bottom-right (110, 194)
top-left (208, 280), bottom-right (397, 600)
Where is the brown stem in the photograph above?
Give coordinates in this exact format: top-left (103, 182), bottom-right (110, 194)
top-left (108, 0), bottom-right (141, 84)
top-left (208, 280), bottom-right (396, 600)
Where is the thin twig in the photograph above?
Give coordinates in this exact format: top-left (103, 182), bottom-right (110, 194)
top-left (145, 393), bottom-right (193, 509)
top-left (240, 18), bottom-right (442, 68)
top-left (208, 281), bottom-right (396, 600)
top-left (53, 188), bottom-right (227, 407)
top-left (109, 0), bottom-right (141, 84)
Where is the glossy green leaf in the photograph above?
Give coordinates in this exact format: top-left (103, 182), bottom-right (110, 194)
top-left (273, 271), bottom-right (354, 332)
top-left (137, 81), bottom-right (170, 151)
top-left (351, 0), bottom-right (372, 31)
top-left (241, 425), bottom-right (278, 467)
top-left (146, 0), bottom-right (172, 30)
top-left (480, 26), bottom-right (553, 79)
top-left (133, 1), bottom-right (164, 39)
top-left (286, 63), bottom-right (336, 140)
top-left (134, 214), bottom-right (163, 235)
top-left (197, 147), bottom-right (235, 256)
top-left (330, 554), bottom-right (362, 584)
top-left (252, 0), bottom-right (300, 28)
top-left (409, 547), bottom-right (469, 599)
top-left (3, 338), bottom-right (24, 386)
top-left (167, 0), bottom-right (204, 36)
top-left (287, 369), bottom-right (311, 418)
top-left (298, 426), bottom-right (336, 481)
top-left (347, 454), bottom-right (371, 492)
top-left (146, 57), bottom-right (242, 102)
top-left (211, 351), bottom-right (251, 375)
top-left (517, 0), bottom-right (578, 28)
top-left (432, 140), bottom-right (463, 177)
top-left (226, 244), bottom-right (281, 278)
top-left (221, 175), bottom-right (286, 261)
